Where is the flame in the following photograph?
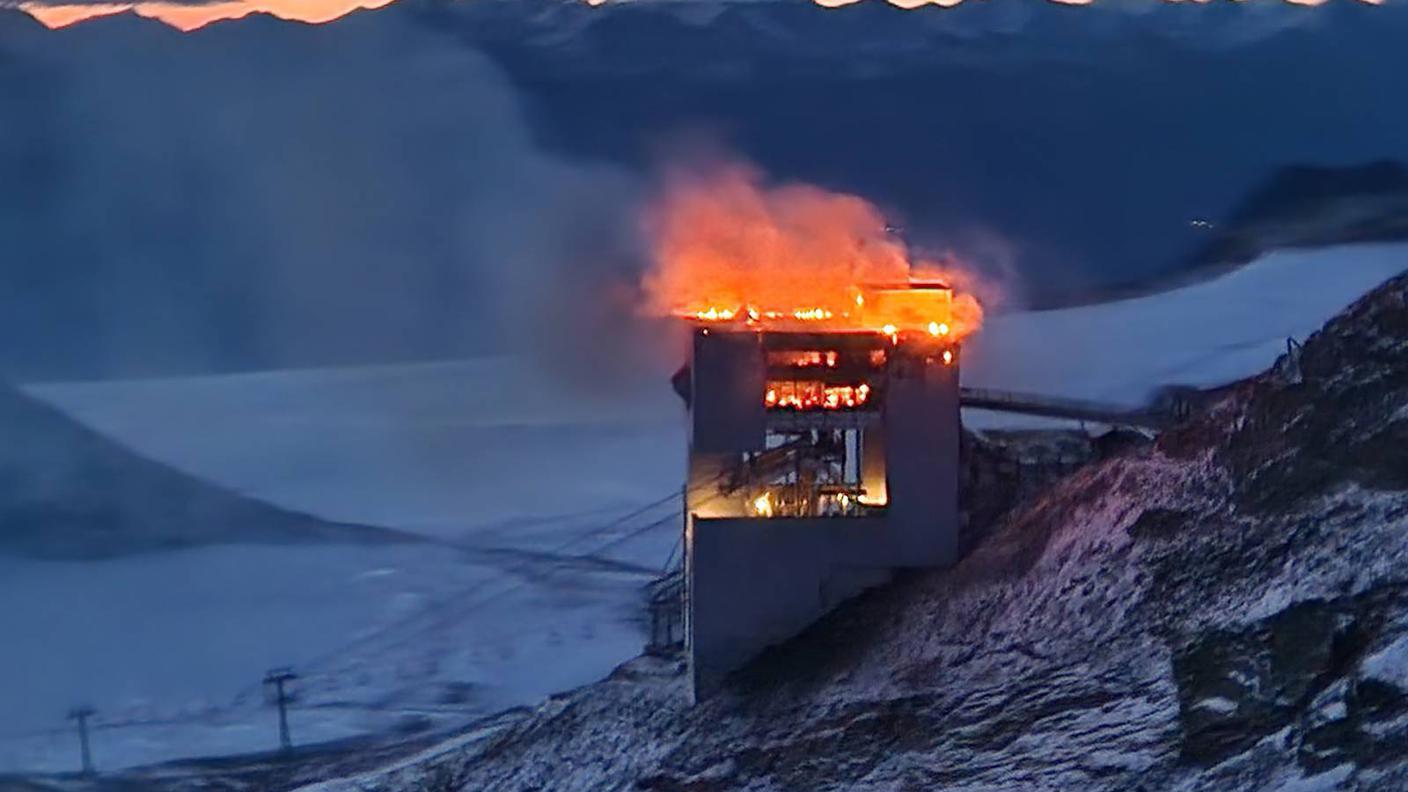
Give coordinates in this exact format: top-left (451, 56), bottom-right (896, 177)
top-left (18, 0), bottom-right (395, 31)
top-left (765, 380), bottom-right (872, 410)
top-left (769, 351), bottom-right (840, 368)
top-left (643, 161), bottom-right (984, 341)
top-left (752, 491), bottom-right (774, 517)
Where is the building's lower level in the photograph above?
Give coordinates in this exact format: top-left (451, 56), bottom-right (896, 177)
top-left (679, 326), bottom-right (961, 697)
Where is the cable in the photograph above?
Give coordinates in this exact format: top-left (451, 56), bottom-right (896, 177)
top-left (287, 488), bottom-right (694, 676)
top-left (1, 484), bottom-right (720, 747)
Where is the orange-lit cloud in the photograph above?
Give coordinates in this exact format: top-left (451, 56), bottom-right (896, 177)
top-left (18, 0), bottom-right (394, 31)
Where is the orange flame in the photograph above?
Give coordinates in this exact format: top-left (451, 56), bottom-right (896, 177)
top-left (642, 161), bottom-right (984, 341)
top-left (766, 381), bottom-right (872, 410)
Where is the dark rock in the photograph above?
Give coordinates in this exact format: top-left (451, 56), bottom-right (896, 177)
top-left (1127, 508), bottom-right (1195, 542)
top-left (1173, 588), bottom-right (1407, 768)
top-left (1222, 272), bottom-right (1408, 512)
top-left (0, 382), bottom-right (409, 558)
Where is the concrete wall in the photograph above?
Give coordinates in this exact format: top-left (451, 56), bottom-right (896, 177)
top-left (689, 515), bottom-right (892, 693)
top-left (691, 331), bottom-right (765, 454)
top-left (884, 355), bottom-right (961, 566)
top-left (683, 333), bottom-right (962, 697)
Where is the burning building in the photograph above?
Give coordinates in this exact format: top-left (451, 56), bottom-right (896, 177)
top-left (640, 163), bottom-right (983, 694)
top-left (674, 282), bottom-right (964, 695)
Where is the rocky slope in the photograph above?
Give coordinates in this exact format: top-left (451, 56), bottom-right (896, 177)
top-left (0, 382), bottom-right (405, 558)
top-left (299, 269), bottom-right (1408, 791)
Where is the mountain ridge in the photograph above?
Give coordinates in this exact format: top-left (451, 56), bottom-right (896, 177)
top-left (0, 382), bottom-right (410, 559)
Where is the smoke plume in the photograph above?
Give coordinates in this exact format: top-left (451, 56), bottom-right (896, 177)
top-left (642, 159), bottom-right (987, 338)
top-left (0, 9), bottom-right (648, 384)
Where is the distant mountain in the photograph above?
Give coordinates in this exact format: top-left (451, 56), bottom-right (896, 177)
top-left (419, 0), bottom-right (1359, 76)
top-left (1028, 160), bottom-right (1408, 309)
top-left (0, 382), bottom-right (407, 558)
top-left (1190, 160), bottom-right (1408, 270)
top-left (461, 0), bottom-right (1408, 295)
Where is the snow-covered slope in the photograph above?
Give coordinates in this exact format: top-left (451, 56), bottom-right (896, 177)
top-left (963, 242), bottom-right (1408, 422)
top-left (284, 251), bottom-right (1408, 792)
top-left (0, 382), bottom-right (398, 559)
top-left (25, 358), bottom-right (683, 536)
top-left (0, 535), bottom-right (667, 774)
top-left (1, 361), bottom-right (683, 774)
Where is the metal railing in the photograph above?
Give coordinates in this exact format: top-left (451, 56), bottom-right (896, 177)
top-left (959, 386), bottom-right (1174, 429)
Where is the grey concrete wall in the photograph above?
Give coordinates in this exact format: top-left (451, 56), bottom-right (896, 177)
top-left (884, 354), bottom-right (961, 566)
top-left (688, 515), bottom-right (893, 694)
top-left (691, 330), bottom-right (766, 453)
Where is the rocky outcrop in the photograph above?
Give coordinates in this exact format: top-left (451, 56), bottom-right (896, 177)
top-left (960, 429), bottom-right (1124, 556)
top-left (1174, 589), bottom-right (1408, 768)
top-left (1220, 273), bottom-right (1408, 511)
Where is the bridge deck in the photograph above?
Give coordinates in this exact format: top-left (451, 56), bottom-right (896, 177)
top-left (959, 387), bottom-right (1168, 429)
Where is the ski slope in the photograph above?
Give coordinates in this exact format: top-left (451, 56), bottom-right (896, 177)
top-left (962, 242), bottom-right (1408, 426)
top-left (3, 242), bottom-right (1404, 774)
top-left (3, 360), bottom-right (686, 773)
top-left (22, 358), bottom-right (685, 536)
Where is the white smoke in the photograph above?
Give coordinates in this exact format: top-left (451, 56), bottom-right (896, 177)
top-left (0, 8), bottom-right (658, 384)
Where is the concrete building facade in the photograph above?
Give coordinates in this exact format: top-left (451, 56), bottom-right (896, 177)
top-left (681, 322), bottom-right (961, 696)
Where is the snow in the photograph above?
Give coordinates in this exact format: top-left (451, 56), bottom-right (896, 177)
top-left (1268, 763), bottom-right (1356, 792)
top-left (1192, 697), bottom-right (1239, 715)
top-left (0, 521), bottom-right (672, 773)
top-left (1, 543), bottom-right (472, 770)
top-left (963, 242), bottom-right (1408, 427)
top-left (3, 359), bottom-right (685, 773)
top-left (1361, 634), bottom-right (1408, 689)
top-left (22, 357), bottom-right (684, 536)
top-left (3, 242), bottom-right (1404, 774)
